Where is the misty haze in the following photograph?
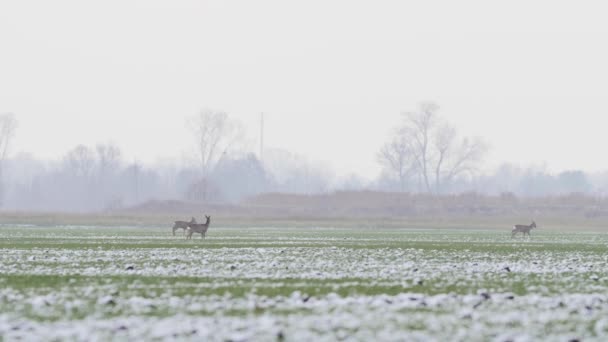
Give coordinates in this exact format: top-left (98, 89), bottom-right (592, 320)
top-left (2, 1), bottom-right (608, 341)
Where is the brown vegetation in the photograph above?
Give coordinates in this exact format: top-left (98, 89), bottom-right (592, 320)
top-left (3, 191), bottom-right (608, 230)
top-left (240, 191), bottom-right (608, 219)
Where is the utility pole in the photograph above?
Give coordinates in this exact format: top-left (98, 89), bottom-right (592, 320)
top-left (260, 112), bottom-right (264, 162)
top-left (133, 159), bottom-right (139, 204)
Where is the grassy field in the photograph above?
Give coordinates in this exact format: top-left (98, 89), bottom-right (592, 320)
top-left (1, 225), bottom-right (608, 341)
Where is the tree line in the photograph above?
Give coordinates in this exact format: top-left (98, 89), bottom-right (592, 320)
top-left (0, 108), bottom-right (606, 212)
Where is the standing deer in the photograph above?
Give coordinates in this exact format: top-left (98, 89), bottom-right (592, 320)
top-left (186, 215), bottom-right (211, 240)
top-left (172, 217), bottom-right (196, 236)
top-left (511, 221), bottom-right (536, 238)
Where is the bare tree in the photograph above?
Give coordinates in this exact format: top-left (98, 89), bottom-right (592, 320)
top-left (0, 113), bottom-right (17, 206)
top-left (188, 109), bottom-right (244, 200)
top-left (433, 125), bottom-right (485, 192)
top-left (188, 110), bottom-right (243, 176)
top-left (96, 143), bottom-right (122, 180)
top-left (263, 148), bottom-right (332, 194)
top-left (377, 128), bottom-right (417, 192)
top-left (63, 145), bottom-right (96, 178)
top-left (94, 143), bottom-right (123, 208)
top-left (379, 102), bottom-right (486, 194)
top-left (403, 102), bottom-right (437, 193)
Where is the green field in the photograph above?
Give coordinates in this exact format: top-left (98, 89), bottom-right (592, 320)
top-left (1, 225), bottom-right (608, 341)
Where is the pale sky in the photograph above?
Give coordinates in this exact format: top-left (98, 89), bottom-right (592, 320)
top-left (1, 0), bottom-right (608, 179)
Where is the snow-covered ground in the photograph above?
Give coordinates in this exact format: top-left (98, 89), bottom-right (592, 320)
top-left (0, 227), bottom-right (607, 341)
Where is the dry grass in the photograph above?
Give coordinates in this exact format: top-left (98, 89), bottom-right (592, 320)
top-left (3, 191), bottom-right (608, 230)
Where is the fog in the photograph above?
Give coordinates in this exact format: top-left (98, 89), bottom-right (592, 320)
top-left (2, 1), bottom-right (608, 212)
top-left (2, 135), bottom-right (607, 212)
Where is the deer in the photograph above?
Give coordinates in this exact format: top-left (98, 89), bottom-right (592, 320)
top-left (186, 215), bottom-right (211, 240)
top-left (511, 221), bottom-right (536, 238)
top-left (172, 217), bottom-right (196, 236)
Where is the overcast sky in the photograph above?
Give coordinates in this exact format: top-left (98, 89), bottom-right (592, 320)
top-left (1, 0), bottom-right (607, 179)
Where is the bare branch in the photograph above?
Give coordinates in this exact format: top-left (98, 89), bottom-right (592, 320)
top-left (96, 143), bottom-right (122, 178)
top-left (64, 145), bottom-right (96, 178)
top-left (381, 103), bottom-right (487, 194)
top-left (377, 127), bottom-right (418, 191)
top-left (187, 109), bottom-right (245, 200)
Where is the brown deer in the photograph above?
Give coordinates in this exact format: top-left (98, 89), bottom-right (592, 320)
top-left (511, 221), bottom-right (536, 238)
top-left (186, 215), bottom-right (211, 240)
top-left (172, 217), bottom-right (196, 236)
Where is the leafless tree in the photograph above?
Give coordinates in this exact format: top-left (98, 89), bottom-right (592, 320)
top-left (432, 124), bottom-right (486, 192)
top-left (63, 145), bottom-right (96, 178)
top-left (263, 148), bottom-right (332, 194)
top-left (380, 102), bottom-right (486, 194)
top-left (96, 143), bottom-right (122, 180)
top-left (189, 110), bottom-right (243, 176)
top-left (377, 128), bottom-right (417, 192)
top-left (0, 113), bottom-right (17, 206)
top-left (403, 102), bottom-right (437, 193)
top-left (93, 143), bottom-right (123, 208)
top-left (188, 109), bottom-right (244, 200)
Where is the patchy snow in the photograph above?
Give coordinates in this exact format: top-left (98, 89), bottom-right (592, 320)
top-left (1, 227), bottom-right (607, 340)
top-left (1, 291), bottom-right (607, 341)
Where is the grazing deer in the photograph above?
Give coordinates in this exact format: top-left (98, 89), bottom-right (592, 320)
top-left (512, 221), bottom-right (536, 238)
top-left (186, 215), bottom-right (211, 240)
top-left (172, 217), bottom-right (196, 236)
